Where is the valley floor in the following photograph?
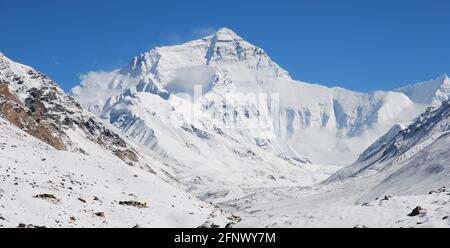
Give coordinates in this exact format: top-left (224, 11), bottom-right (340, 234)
top-left (218, 176), bottom-right (450, 228)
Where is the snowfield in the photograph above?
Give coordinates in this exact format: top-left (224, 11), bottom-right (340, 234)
top-left (0, 117), bottom-right (229, 228)
top-left (219, 179), bottom-right (450, 228)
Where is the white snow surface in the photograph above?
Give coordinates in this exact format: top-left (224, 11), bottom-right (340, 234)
top-left (396, 74), bottom-right (450, 107)
top-left (219, 176), bottom-right (450, 228)
top-left (0, 116), bottom-right (228, 228)
top-left (327, 101), bottom-right (450, 202)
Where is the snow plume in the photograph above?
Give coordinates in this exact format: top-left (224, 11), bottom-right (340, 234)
top-left (165, 66), bottom-right (216, 98)
top-left (71, 70), bottom-right (139, 109)
top-left (160, 27), bottom-right (218, 46)
top-left (191, 27), bottom-right (218, 37)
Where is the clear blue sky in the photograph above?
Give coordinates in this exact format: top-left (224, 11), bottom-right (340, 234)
top-left (1, 0), bottom-right (449, 92)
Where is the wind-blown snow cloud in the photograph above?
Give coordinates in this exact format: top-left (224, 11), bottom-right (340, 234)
top-left (161, 27), bottom-right (218, 46)
top-left (191, 27), bottom-right (218, 37)
top-left (165, 66), bottom-right (217, 99)
top-left (71, 70), bottom-right (138, 107)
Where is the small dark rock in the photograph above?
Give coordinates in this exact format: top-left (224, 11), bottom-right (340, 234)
top-left (94, 212), bottom-right (105, 218)
top-left (227, 214), bottom-right (242, 222)
top-left (34, 194), bottom-right (59, 202)
top-left (198, 221), bottom-right (220, 228)
top-left (119, 200), bottom-right (148, 208)
top-left (210, 223), bottom-right (220, 228)
top-left (225, 222), bottom-right (235, 228)
top-left (408, 206), bottom-right (424, 217)
top-left (17, 223), bottom-right (46, 228)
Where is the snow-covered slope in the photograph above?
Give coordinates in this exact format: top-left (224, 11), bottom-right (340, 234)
top-left (327, 101), bottom-right (450, 201)
top-left (0, 118), bottom-right (228, 228)
top-left (71, 28), bottom-right (423, 170)
top-left (396, 74), bottom-right (450, 107)
top-left (219, 175), bottom-right (450, 228)
top-left (0, 52), bottom-right (229, 228)
top-left (216, 100), bottom-right (450, 228)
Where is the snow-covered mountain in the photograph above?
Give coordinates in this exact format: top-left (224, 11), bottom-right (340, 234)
top-left (0, 52), bottom-right (230, 228)
top-left (396, 74), bottom-right (450, 107)
top-left (71, 28), bottom-right (424, 170)
top-left (327, 100), bottom-right (450, 201)
top-left (2, 26), bottom-right (450, 227)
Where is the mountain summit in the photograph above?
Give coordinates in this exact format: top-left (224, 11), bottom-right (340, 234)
top-left (72, 28), bottom-right (291, 110)
top-left (212, 27), bottom-right (241, 40)
top-left (71, 28), bottom-right (425, 168)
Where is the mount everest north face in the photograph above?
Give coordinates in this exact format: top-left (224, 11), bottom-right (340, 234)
top-left (1, 28), bottom-right (450, 228)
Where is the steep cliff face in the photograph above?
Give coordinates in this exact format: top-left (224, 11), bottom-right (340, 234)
top-left (0, 53), bottom-right (137, 163)
top-left (0, 81), bottom-right (67, 150)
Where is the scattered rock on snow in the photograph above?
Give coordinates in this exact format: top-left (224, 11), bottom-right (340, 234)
top-left (17, 223), bottom-right (46, 228)
top-left (118, 200), bottom-right (148, 208)
top-left (382, 195), bottom-right (392, 201)
top-left (198, 220), bottom-right (220, 228)
top-left (94, 212), bottom-right (105, 218)
top-left (407, 206), bottom-right (425, 217)
top-left (34, 193), bottom-right (59, 203)
top-left (225, 222), bottom-right (235, 228)
top-left (429, 186), bottom-right (448, 195)
top-left (227, 214), bottom-right (242, 222)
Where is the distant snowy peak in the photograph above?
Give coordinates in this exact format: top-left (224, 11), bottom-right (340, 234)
top-left (328, 100), bottom-right (450, 183)
top-left (396, 74), bottom-right (450, 106)
top-left (122, 27), bottom-right (288, 76)
top-left (126, 27), bottom-right (290, 82)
